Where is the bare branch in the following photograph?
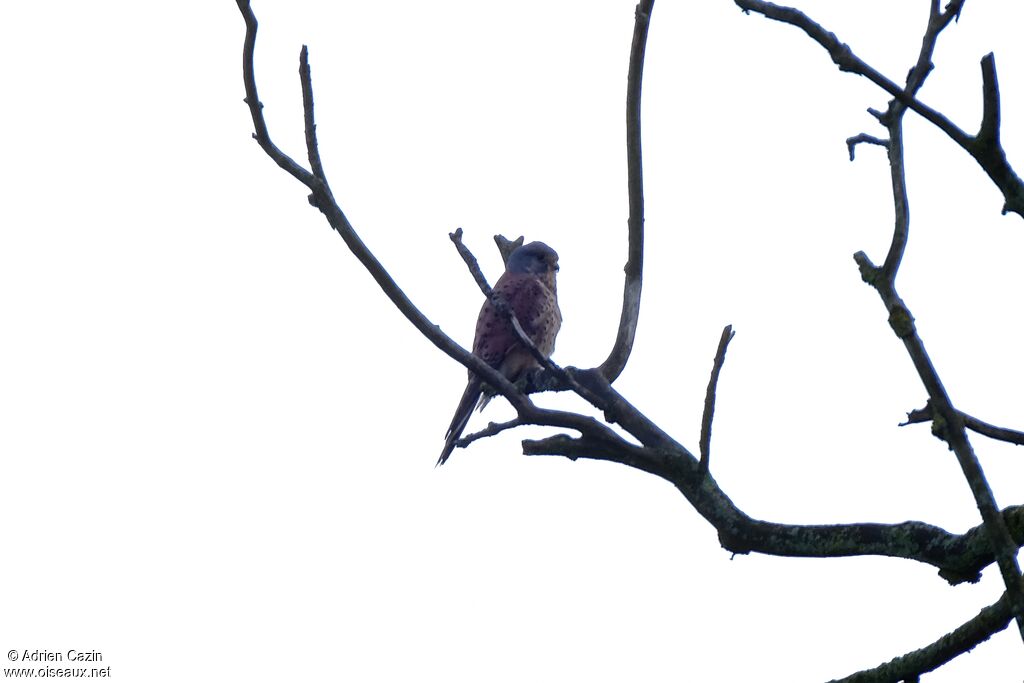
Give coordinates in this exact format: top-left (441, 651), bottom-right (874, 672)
top-left (962, 414), bottom-right (1024, 447)
top-left (734, 0), bottom-right (1024, 219)
top-left (880, 110), bottom-right (910, 281)
top-left (970, 53), bottom-right (1024, 217)
top-left (977, 54), bottom-right (999, 144)
top-left (448, 229), bottom-right (494, 298)
top-left (904, 0), bottom-right (962, 101)
top-left (856, 253), bottom-right (1024, 635)
top-left (299, 46), bottom-right (327, 183)
top-left (457, 418), bottom-right (526, 449)
top-left (830, 590), bottom-right (1014, 683)
top-left (871, 1), bottom-right (962, 279)
top-left (857, 54), bottom-right (1024, 617)
top-left (521, 369), bottom-right (1024, 583)
top-left (524, 432), bottom-right (647, 466)
top-left (522, 433), bottom-right (594, 461)
top-left (950, 0), bottom-right (966, 23)
top-left (904, 402), bottom-right (1024, 447)
top-left (600, 0), bottom-right (654, 382)
top-left (844, 3), bottom-right (1024, 626)
top-left (237, 1), bottom-right (316, 188)
top-left (846, 133), bottom-right (888, 161)
top-left (699, 325), bottom-right (734, 475)
top-left (753, 0), bottom-right (1024, 638)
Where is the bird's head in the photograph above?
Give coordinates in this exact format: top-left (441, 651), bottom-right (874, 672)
top-left (507, 241), bottom-right (559, 277)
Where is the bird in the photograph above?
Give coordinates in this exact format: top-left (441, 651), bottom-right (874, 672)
top-left (438, 241), bottom-right (562, 466)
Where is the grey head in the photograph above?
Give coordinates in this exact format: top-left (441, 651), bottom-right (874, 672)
top-left (506, 241), bottom-right (559, 275)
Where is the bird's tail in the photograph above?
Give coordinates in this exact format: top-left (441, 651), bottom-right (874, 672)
top-left (437, 376), bottom-right (483, 466)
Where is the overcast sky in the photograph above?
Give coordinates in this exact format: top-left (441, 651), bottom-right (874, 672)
top-left (2, 1), bottom-right (1022, 681)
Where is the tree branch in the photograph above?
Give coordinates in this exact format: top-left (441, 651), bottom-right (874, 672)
top-left (699, 325), bottom-right (734, 475)
top-left (838, 0), bottom-right (1024, 639)
top-left (522, 369), bottom-right (1023, 584)
top-left (735, 0), bottom-right (1024, 219)
top-left (855, 253), bottom-right (1024, 634)
top-left (830, 590), bottom-right (1015, 683)
top-left (734, 0), bottom-right (1024, 640)
top-left (448, 228), bottom-right (494, 299)
top-left (600, 0), bottom-right (654, 381)
top-left (904, 402), bottom-right (1024, 447)
top-left (238, 2), bottom-right (316, 188)
top-left (845, 133), bottom-right (888, 161)
top-left (874, 0), bottom-right (959, 280)
top-left (299, 46), bottom-right (327, 184)
top-left (457, 418), bottom-right (526, 450)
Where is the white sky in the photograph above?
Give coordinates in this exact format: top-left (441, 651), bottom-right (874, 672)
top-left (2, 1), bottom-right (1022, 681)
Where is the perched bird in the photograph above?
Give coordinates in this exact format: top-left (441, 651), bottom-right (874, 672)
top-left (438, 241), bottom-right (562, 465)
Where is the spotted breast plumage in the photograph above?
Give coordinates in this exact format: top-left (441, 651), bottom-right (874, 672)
top-left (438, 241), bottom-right (561, 465)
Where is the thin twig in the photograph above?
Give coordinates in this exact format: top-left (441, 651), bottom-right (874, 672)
top-left (876, 0), bottom-right (960, 279)
top-left (977, 53), bottom-right (999, 144)
top-left (448, 229), bottom-right (493, 297)
top-left (299, 46), bottom-right (327, 183)
top-left (699, 325), bottom-right (734, 475)
top-left (963, 413), bottom-right (1024, 446)
top-left (599, 0), bottom-right (654, 382)
top-left (457, 419), bottom-right (526, 449)
top-left (904, 402), bottom-right (1024, 447)
top-left (846, 133), bottom-right (889, 161)
top-left (880, 101), bottom-right (909, 281)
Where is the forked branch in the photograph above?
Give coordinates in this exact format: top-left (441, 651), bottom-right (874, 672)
top-left (235, 0), bottom-right (529, 414)
top-left (734, 0), bottom-right (1024, 218)
top-left (843, 0), bottom-right (1024, 647)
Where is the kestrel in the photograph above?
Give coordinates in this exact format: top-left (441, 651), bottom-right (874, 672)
top-left (438, 241), bottom-right (562, 465)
